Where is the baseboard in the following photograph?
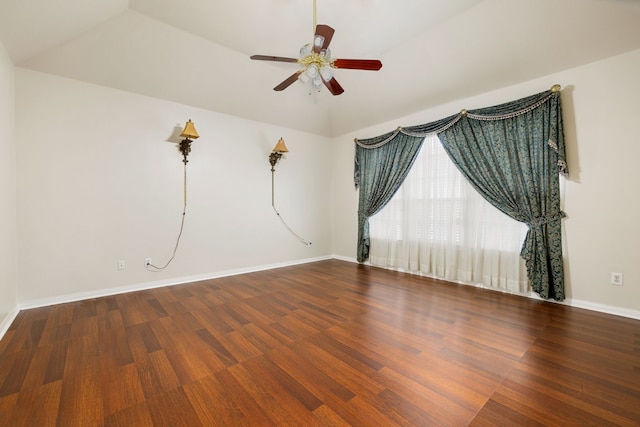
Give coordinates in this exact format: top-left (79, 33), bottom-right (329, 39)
top-left (0, 308), bottom-right (20, 342)
top-left (560, 298), bottom-right (640, 321)
top-left (332, 254), bottom-right (358, 263)
top-left (18, 255), bottom-right (333, 311)
top-left (11, 254), bottom-right (640, 327)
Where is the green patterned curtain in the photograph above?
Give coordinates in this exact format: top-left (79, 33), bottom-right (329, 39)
top-left (354, 132), bottom-right (423, 262)
top-left (354, 116), bottom-right (458, 262)
top-left (354, 86), bottom-right (567, 300)
top-left (438, 89), bottom-right (567, 300)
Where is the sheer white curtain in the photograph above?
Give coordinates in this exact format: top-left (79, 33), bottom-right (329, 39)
top-left (369, 134), bottom-right (529, 293)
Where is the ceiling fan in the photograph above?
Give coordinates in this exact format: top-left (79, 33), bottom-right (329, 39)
top-left (250, 1), bottom-right (382, 96)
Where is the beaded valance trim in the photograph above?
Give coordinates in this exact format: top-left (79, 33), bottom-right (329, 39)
top-left (355, 86), bottom-right (560, 148)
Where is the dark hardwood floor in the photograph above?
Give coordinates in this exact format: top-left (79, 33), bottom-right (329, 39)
top-left (1, 259), bottom-right (639, 426)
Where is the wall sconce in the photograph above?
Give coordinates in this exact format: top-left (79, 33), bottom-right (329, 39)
top-left (146, 119), bottom-right (200, 273)
top-left (179, 119), bottom-right (199, 164)
top-left (269, 137), bottom-right (289, 171)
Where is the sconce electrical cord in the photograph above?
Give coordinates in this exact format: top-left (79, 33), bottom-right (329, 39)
top-left (146, 164), bottom-right (188, 271)
top-left (271, 169), bottom-right (312, 246)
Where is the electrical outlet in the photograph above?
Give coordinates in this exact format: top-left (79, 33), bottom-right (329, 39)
top-left (118, 260), bottom-right (126, 271)
top-left (611, 272), bottom-right (623, 286)
top-left (145, 258), bottom-right (152, 267)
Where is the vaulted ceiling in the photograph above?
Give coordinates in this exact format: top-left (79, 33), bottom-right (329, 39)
top-left (2, 0), bottom-right (640, 137)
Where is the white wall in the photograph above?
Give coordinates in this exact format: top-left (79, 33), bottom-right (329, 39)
top-left (332, 49), bottom-right (640, 318)
top-left (0, 41), bottom-right (18, 330)
top-left (16, 69), bottom-right (333, 306)
top-left (11, 49), bottom-right (640, 319)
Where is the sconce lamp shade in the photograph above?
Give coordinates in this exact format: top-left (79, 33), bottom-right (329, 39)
top-left (272, 137), bottom-right (289, 153)
top-left (180, 120), bottom-right (199, 140)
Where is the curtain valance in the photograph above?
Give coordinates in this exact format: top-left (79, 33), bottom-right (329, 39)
top-left (355, 86), bottom-right (566, 179)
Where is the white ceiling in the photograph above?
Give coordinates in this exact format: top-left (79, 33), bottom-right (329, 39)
top-left (2, 0), bottom-right (640, 137)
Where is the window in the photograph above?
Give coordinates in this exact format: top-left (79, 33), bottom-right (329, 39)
top-left (369, 134), bottom-right (529, 293)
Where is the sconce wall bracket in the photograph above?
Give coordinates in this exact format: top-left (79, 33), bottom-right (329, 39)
top-left (269, 151), bottom-right (283, 171)
top-left (180, 138), bottom-right (192, 164)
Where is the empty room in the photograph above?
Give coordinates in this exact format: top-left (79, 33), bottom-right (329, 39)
top-left (1, 0), bottom-right (639, 425)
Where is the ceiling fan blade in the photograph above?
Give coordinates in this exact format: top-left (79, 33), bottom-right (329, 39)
top-left (250, 55), bottom-right (298, 63)
top-left (323, 76), bottom-right (344, 96)
top-left (313, 24), bottom-right (335, 53)
top-left (332, 59), bottom-right (383, 71)
top-left (274, 70), bottom-right (304, 91)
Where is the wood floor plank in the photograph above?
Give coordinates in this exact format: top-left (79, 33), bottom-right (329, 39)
top-left (217, 329), bottom-right (263, 363)
top-left (99, 363), bottom-right (145, 417)
top-left (376, 365), bottom-right (477, 426)
top-left (329, 394), bottom-right (404, 427)
top-left (312, 330), bottom-right (386, 372)
top-left (133, 349), bottom-right (181, 400)
top-left (376, 387), bottom-right (446, 427)
top-left (56, 335), bottom-right (103, 426)
top-left (486, 380), bottom-right (627, 426)
top-left (271, 310), bottom-right (325, 340)
top-left (145, 387), bottom-right (201, 426)
top-left (469, 398), bottom-right (544, 427)
top-left (148, 317), bottom-right (213, 385)
top-left (311, 404), bottom-right (352, 426)
top-left (195, 328), bottom-right (238, 367)
top-left (266, 344), bottom-right (357, 403)
top-left (182, 375), bottom-right (249, 426)
top-left (513, 351), bottom-right (640, 422)
top-left (1, 259), bottom-right (639, 425)
top-left (103, 402), bottom-right (154, 427)
top-left (13, 344), bottom-right (55, 406)
top-left (527, 337), bottom-right (640, 391)
top-left (0, 309), bottom-right (45, 355)
top-left (436, 344), bottom-right (516, 384)
top-left (0, 393), bottom-right (19, 426)
top-left (217, 368), bottom-right (280, 425)
top-left (0, 349), bottom-right (36, 397)
top-left (69, 301), bottom-right (99, 341)
top-left (240, 355), bottom-right (323, 414)
top-left (229, 360), bottom-right (315, 425)
top-left (5, 380), bottom-right (62, 427)
top-left (117, 292), bottom-right (162, 327)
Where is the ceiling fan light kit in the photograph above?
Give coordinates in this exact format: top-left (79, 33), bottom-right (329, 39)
top-left (250, 2), bottom-right (382, 96)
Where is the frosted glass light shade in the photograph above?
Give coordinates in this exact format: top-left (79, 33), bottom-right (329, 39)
top-left (306, 64), bottom-right (318, 78)
top-left (314, 35), bottom-right (325, 49)
top-left (298, 73), bottom-right (310, 84)
top-left (312, 77), bottom-right (323, 89)
top-left (320, 65), bottom-right (333, 81)
top-left (300, 44), bottom-right (312, 58)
